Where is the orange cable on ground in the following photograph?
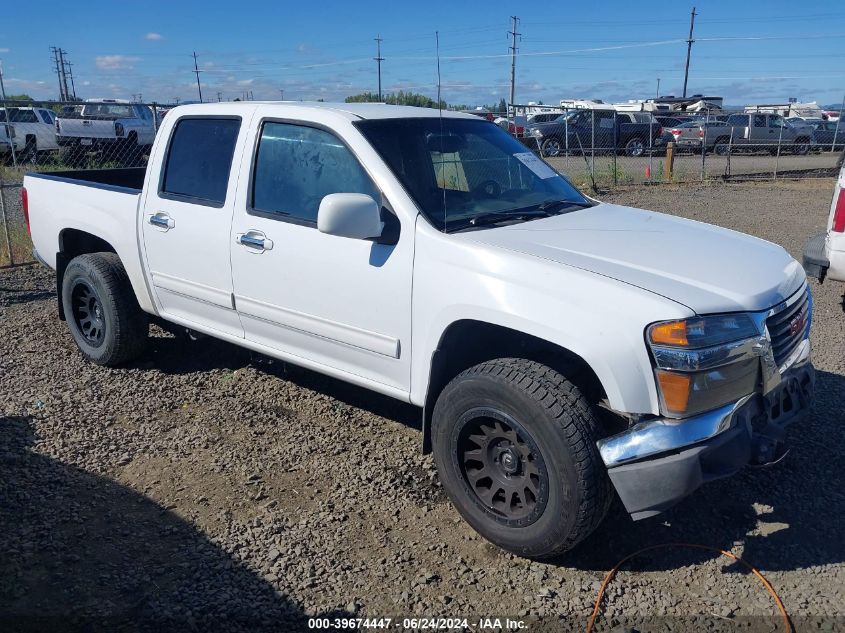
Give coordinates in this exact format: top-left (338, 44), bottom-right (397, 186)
top-left (585, 542), bottom-right (792, 633)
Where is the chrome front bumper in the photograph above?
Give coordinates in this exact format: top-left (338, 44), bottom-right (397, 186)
top-left (598, 337), bottom-right (814, 520)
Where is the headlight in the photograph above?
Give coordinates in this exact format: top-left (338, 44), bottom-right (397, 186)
top-left (647, 314), bottom-right (763, 418)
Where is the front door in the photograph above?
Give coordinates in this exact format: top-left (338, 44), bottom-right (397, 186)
top-left (229, 119), bottom-right (413, 392)
top-left (141, 115), bottom-right (248, 337)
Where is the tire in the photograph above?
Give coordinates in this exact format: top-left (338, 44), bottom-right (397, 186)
top-left (793, 139), bottom-right (810, 155)
top-left (540, 137), bottom-right (563, 158)
top-left (22, 137), bottom-right (37, 163)
top-left (59, 145), bottom-right (85, 168)
top-left (624, 137), bottom-right (645, 157)
top-left (61, 252), bottom-right (149, 366)
top-left (432, 358), bottom-right (612, 559)
top-left (713, 137), bottom-right (731, 156)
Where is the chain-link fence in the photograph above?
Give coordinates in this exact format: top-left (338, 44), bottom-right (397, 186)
top-left (2, 99), bottom-right (844, 267)
top-left (1, 99), bottom-right (177, 266)
top-left (519, 107), bottom-right (844, 188)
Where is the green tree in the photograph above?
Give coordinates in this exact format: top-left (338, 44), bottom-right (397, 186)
top-left (3, 93), bottom-right (33, 102)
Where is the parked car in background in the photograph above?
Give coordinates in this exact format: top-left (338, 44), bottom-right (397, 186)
top-left (652, 115), bottom-right (695, 151)
top-left (527, 109), bottom-right (661, 157)
top-left (803, 159), bottom-right (845, 284)
top-left (672, 114), bottom-right (813, 155)
top-left (55, 99), bottom-right (157, 166)
top-left (0, 106), bottom-right (59, 160)
top-left (800, 120), bottom-right (844, 150)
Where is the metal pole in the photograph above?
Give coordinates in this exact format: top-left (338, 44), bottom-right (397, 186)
top-left (656, 78), bottom-right (660, 98)
top-left (58, 49), bottom-right (71, 104)
top-left (0, 181), bottom-right (13, 266)
top-left (374, 35), bottom-right (384, 101)
top-left (682, 7), bottom-right (697, 98)
top-left (590, 109), bottom-right (595, 181)
top-left (193, 51), bottom-right (203, 102)
top-left (612, 111), bottom-right (618, 187)
top-left (0, 61), bottom-right (18, 167)
top-left (51, 47), bottom-right (65, 101)
top-left (648, 111), bottom-right (654, 184)
top-left (774, 115), bottom-right (784, 180)
top-left (701, 113), bottom-right (706, 181)
top-left (831, 94), bottom-right (844, 153)
top-left (508, 16), bottom-right (520, 111)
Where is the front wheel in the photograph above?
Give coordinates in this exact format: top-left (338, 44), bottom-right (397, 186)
top-left (540, 137), bottom-right (563, 157)
top-left (62, 252), bottom-right (149, 366)
top-left (432, 359), bottom-right (611, 559)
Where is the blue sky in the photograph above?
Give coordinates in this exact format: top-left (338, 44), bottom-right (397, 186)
top-left (1, 0), bottom-right (844, 107)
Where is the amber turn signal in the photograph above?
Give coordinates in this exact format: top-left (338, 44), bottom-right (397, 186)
top-left (655, 370), bottom-right (692, 415)
top-left (649, 320), bottom-right (689, 347)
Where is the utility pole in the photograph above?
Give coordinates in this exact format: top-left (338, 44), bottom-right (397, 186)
top-left (217, 91), bottom-right (223, 102)
top-left (682, 7), bottom-right (697, 98)
top-left (66, 61), bottom-right (77, 99)
top-left (58, 49), bottom-right (71, 103)
top-left (51, 47), bottom-right (65, 100)
top-left (192, 51), bottom-right (203, 102)
top-left (279, 88), bottom-right (285, 100)
top-left (373, 35), bottom-right (384, 101)
top-left (656, 78), bottom-right (661, 98)
top-left (508, 16), bottom-right (520, 114)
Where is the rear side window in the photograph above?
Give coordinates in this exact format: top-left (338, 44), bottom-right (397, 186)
top-left (161, 118), bottom-right (240, 206)
top-left (251, 122), bottom-right (378, 224)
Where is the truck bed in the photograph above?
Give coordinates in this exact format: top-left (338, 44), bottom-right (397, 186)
top-left (30, 167), bottom-right (146, 192)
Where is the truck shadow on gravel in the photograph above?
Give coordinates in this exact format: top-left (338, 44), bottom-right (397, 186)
top-left (556, 369), bottom-right (845, 575)
top-left (137, 332), bottom-right (422, 431)
top-left (0, 415), bottom-right (343, 633)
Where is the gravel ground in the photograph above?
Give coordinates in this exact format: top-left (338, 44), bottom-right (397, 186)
top-left (1, 179), bottom-right (844, 632)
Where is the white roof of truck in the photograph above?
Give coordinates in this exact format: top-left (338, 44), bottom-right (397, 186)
top-left (169, 101), bottom-right (476, 121)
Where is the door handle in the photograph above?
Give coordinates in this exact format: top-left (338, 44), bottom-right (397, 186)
top-left (237, 231), bottom-right (274, 252)
top-left (149, 213), bottom-right (175, 229)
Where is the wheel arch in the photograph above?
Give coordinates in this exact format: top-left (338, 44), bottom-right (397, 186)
top-left (420, 319), bottom-right (610, 454)
top-left (56, 228), bottom-right (118, 320)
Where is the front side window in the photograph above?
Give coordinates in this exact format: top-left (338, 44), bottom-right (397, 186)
top-left (161, 118), bottom-right (240, 205)
top-left (356, 117), bottom-right (591, 232)
top-left (39, 110), bottom-right (54, 124)
top-left (727, 114), bottom-right (747, 127)
top-left (753, 114), bottom-right (767, 128)
top-left (251, 122), bottom-right (379, 223)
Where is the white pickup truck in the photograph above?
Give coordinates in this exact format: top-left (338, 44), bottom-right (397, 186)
top-left (23, 102), bottom-right (815, 558)
top-left (55, 99), bottom-right (156, 166)
top-left (803, 161), bottom-right (845, 285)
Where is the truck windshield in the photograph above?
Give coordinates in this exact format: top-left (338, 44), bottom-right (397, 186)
top-left (355, 117), bottom-right (591, 232)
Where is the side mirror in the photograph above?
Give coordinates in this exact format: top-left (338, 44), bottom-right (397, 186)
top-left (317, 193), bottom-right (384, 241)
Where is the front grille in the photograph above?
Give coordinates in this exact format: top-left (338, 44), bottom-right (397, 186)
top-left (766, 289), bottom-right (810, 369)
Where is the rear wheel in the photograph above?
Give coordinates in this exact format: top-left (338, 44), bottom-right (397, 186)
top-left (624, 137), bottom-right (645, 157)
top-left (713, 137), bottom-right (731, 156)
top-left (62, 253), bottom-right (149, 366)
top-left (432, 358), bottom-right (611, 559)
top-left (793, 139), bottom-right (810, 155)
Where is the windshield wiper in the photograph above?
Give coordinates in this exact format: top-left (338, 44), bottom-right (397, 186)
top-left (446, 199), bottom-right (593, 233)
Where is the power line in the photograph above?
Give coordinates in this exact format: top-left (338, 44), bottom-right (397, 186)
top-left (682, 6), bottom-right (697, 98)
top-left (374, 35), bottom-right (384, 100)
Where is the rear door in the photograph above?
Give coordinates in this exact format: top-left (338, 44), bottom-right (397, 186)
top-left (141, 115), bottom-right (249, 337)
top-left (750, 114), bottom-right (771, 146)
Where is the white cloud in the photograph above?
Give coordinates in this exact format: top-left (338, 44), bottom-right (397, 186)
top-left (237, 78), bottom-right (254, 86)
top-left (145, 33), bottom-right (163, 41)
top-left (95, 55), bottom-right (141, 70)
top-left (0, 48), bottom-right (9, 53)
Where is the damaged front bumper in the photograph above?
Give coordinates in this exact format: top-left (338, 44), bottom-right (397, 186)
top-left (598, 355), bottom-right (815, 520)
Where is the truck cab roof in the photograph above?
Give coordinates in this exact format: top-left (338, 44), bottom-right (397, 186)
top-left (168, 101), bottom-right (479, 122)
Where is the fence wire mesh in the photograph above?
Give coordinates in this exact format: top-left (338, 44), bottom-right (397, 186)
top-left (1, 99), bottom-right (843, 267)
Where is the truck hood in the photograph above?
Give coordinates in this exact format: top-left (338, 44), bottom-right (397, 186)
top-left (464, 203), bottom-right (805, 314)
